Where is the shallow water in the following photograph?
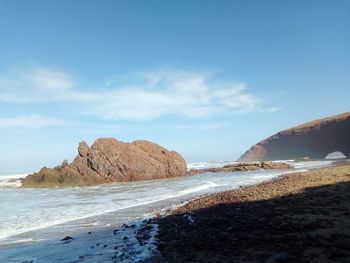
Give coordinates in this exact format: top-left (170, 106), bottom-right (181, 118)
top-left (0, 160), bottom-right (335, 262)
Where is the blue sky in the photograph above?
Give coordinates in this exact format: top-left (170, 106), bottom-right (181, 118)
top-left (0, 0), bottom-right (349, 173)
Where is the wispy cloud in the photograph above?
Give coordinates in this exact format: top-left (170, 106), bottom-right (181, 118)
top-left (263, 107), bottom-right (281, 113)
top-left (0, 68), bottom-right (276, 121)
top-left (0, 114), bottom-right (65, 128)
top-left (29, 69), bottom-right (74, 93)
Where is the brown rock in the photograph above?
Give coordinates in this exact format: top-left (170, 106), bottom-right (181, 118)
top-left (239, 112), bottom-right (350, 161)
top-left (78, 141), bottom-right (89, 157)
top-left (61, 159), bottom-right (68, 168)
top-left (188, 161), bottom-right (292, 175)
top-left (22, 138), bottom-right (187, 187)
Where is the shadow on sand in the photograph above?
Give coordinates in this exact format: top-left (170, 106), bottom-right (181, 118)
top-left (149, 180), bottom-right (350, 263)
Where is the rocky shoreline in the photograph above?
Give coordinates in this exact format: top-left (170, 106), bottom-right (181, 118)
top-left (17, 219), bottom-right (162, 263)
top-left (148, 162), bottom-right (350, 262)
top-left (188, 161), bottom-right (292, 176)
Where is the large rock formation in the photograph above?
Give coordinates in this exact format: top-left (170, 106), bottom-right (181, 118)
top-left (22, 138), bottom-right (187, 187)
top-left (239, 112), bottom-right (350, 161)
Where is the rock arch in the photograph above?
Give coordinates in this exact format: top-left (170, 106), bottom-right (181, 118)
top-left (325, 151), bottom-right (346, 159)
top-left (239, 112), bottom-right (350, 161)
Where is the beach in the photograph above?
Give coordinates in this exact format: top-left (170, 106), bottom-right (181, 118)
top-left (0, 161), bottom-right (307, 262)
top-left (151, 161), bottom-right (350, 262)
top-left (0, 160), bottom-right (348, 262)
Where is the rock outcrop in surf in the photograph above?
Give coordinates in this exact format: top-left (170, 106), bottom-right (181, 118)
top-left (22, 138), bottom-right (187, 187)
top-left (188, 161), bottom-right (292, 175)
top-left (239, 112), bottom-right (350, 161)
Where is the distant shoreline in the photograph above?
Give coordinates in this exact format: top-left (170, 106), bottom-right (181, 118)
top-left (149, 160), bottom-right (350, 262)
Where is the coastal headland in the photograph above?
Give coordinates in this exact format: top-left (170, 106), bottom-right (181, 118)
top-left (239, 112), bottom-right (350, 161)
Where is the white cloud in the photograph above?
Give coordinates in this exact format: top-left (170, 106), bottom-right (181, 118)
top-left (30, 69), bottom-right (73, 92)
top-left (85, 70), bottom-right (262, 120)
top-left (213, 84), bottom-right (260, 112)
top-left (263, 107), bottom-right (281, 113)
top-left (0, 114), bottom-right (65, 128)
top-left (0, 68), bottom-right (275, 121)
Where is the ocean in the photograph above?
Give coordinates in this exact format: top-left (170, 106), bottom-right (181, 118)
top-left (0, 160), bottom-right (334, 262)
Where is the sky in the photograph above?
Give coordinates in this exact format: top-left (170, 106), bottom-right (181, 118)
top-left (0, 0), bottom-right (349, 174)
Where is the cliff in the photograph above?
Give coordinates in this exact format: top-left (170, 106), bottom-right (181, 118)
top-left (239, 112), bottom-right (350, 161)
top-left (22, 138), bottom-right (187, 187)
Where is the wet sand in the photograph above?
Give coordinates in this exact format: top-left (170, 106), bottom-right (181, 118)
top-left (151, 162), bottom-right (350, 262)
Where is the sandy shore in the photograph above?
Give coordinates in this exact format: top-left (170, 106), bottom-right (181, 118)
top-left (149, 162), bottom-right (350, 262)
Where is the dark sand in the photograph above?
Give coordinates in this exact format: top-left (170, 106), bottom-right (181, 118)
top-left (148, 162), bottom-right (350, 262)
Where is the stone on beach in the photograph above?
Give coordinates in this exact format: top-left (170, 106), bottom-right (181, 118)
top-left (61, 236), bottom-right (74, 241)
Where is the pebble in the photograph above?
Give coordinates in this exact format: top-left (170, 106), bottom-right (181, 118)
top-left (61, 236), bottom-right (74, 241)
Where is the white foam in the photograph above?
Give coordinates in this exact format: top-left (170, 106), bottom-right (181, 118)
top-left (2, 238), bottom-right (34, 244)
top-left (187, 161), bottom-right (236, 170)
top-left (0, 173), bottom-right (27, 188)
top-left (130, 222), bottom-right (159, 262)
top-left (177, 181), bottom-right (218, 195)
top-left (0, 180), bottom-right (22, 188)
top-left (0, 192), bottom-right (174, 240)
top-left (287, 160), bottom-right (334, 169)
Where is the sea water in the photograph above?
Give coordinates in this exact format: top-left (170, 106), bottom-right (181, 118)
top-left (0, 160), bottom-right (335, 262)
